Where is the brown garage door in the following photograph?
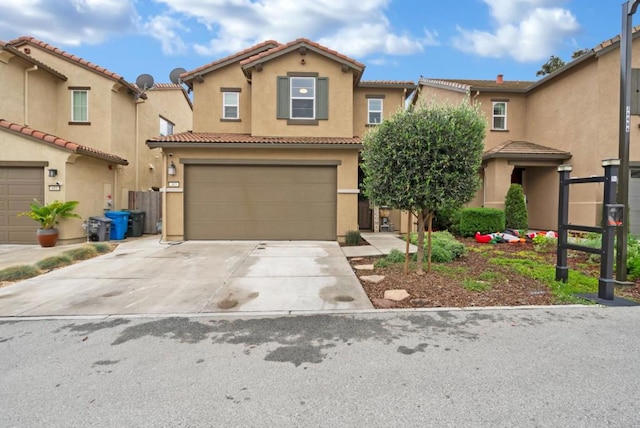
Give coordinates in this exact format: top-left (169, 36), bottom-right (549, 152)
top-left (0, 167), bottom-right (44, 244)
top-left (185, 164), bottom-right (337, 240)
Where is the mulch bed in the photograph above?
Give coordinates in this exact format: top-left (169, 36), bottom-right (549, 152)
top-left (350, 238), bottom-right (640, 309)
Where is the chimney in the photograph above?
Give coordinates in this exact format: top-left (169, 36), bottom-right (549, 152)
top-left (496, 74), bottom-right (504, 84)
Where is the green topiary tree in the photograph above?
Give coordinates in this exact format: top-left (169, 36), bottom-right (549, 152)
top-left (504, 184), bottom-right (528, 230)
top-left (362, 99), bottom-right (486, 274)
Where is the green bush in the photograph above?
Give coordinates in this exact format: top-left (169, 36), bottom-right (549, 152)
top-left (63, 245), bottom-right (98, 261)
top-left (504, 184), bottom-right (528, 230)
top-left (344, 230), bottom-right (362, 246)
top-left (386, 248), bottom-right (406, 263)
top-left (410, 231), bottom-right (466, 263)
top-left (0, 265), bottom-right (40, 282)
top-left (36, 255), bottom-right (73, 271)
top-left (432, 207), bottom-right (461, 233)
top-left (532, 235), bottom-right (556, 253)
top-left (627, 236), bottom-right (640, 280)
top-left (459, 208), bottom-right (505, 237)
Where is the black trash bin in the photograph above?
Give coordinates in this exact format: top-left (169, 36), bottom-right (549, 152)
top-left (87, 216), bottom-right (112, 241)
top-left (125, 209), bottom-right (145, 237)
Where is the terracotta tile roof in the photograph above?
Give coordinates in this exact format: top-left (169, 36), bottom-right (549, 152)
top-left (181, 40), bottom-right (280, 82)
top-left (421, 77), bottom-right (534, 91)
top-left (240, 38), bottom-right (366, 71)
top-left (1, 42), bottom-right (67, 80)
top-left (594, 25), bottom-right (640, 52)
top-left (483, 140), bottom-right (571, 161)
top-left (147, 132), bottom-right (361, 146)
top-left (359, 80), bottom-right (416, 86)
top-left (7, 36), bottom-right (140, 95)
top-left (0, 119), bottom-right (128, 165)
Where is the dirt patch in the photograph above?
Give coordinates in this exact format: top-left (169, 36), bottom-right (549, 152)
top-left (351, 238), bottom-right (639, 309)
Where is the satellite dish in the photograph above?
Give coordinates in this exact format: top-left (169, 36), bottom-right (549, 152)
top-left (169, 67), bottom-right (187, 84)
top-left (135, 73), bottom-right (154, 90)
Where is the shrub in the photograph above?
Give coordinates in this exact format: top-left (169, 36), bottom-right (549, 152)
top-left (63, 245), bottom-right (98, 261)
top-left (344, 230), bottom-right (362, 246)
top-left (459, 208), bottom-right (505, 237)
top-left (90, 243), bottom-right (112, 254)
top-left (410, 231), bottom-right (465, 263)
top-left (432, 207), bottom-right (461, 233)
top-left (386, 248), bottom-right (406, 263)
top-left (627, 236), bottom-right (640, 280)
top-left (504, 184), bottom-right (528, 230)
top-left (0, 265), bottom-right (40, 282)
top-left (532, 235), bottom-right (556, 253)
top-left (36, 255), bottom-right (73, 271)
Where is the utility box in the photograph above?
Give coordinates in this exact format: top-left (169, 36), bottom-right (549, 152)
top-left (104, 211), bottom-right (130, 240)
top-left (87, 216), bottom-right (112, 242)
top-left (125, 209), bottom-right (145, 237)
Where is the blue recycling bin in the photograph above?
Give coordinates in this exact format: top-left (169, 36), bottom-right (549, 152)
top-left (104, 211), bottom-right (130, 240)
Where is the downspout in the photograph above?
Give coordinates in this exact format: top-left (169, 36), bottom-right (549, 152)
top-left (24, 65), bottom-right (38, 126)
top-left (135, 99), bottom-right (140, 190)
top-left (162, 151), bottom-right (168, 241)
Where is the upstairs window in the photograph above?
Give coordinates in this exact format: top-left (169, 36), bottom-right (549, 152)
top-left (290, 77), bottom-right (315, 119)
top-left (159, 116), bottom-right (174, 136)
top-left (223, 92), bottom-right (239, 119)
top-left (70, 89), bottom-right (89, 123)
top-left (492, 101), bottom-right (507, 130)
top-left (368, 98), bottom-right (383, 124)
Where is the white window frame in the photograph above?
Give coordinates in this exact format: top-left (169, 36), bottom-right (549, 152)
top-left (222, 92), bottom-right (239, 119)
top-left (71, 90), bottom-right (89, 122)
top-left (368, 98), bottom-right (383, 124)
top-left (290, 77), bottom-right (315, 119)
top-left (159, 116), bottom-right (174, 136)
top-left (492, 101), bottom-right (507, 130)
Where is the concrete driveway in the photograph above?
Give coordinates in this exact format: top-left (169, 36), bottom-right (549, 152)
top-left (0, 238), bottom-right (373, 316)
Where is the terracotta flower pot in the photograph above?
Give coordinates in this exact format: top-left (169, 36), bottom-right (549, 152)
top-left (36, 228), bottom-right (59, 247)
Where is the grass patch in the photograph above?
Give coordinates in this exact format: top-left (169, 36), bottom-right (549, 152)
top-left (89, 242), bottom-right (112, 254)
top-left (431, 264), bottom-right (469, 279)
top-left (462, 279), bottom-right (492, 292)
top-left (35, 255), bottom-right (73, 271)
top-left (0, 265), bottom-right (41, 282)
top-left (62, 245), bottom-right (98, 261)
top-left (490, 257), bottom-right (597, 303)
top-left (477, 271), bottom-right (506, 283)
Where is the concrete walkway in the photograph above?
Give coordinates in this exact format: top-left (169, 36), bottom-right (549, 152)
top-left (341, 232), bottom-right (417, 258)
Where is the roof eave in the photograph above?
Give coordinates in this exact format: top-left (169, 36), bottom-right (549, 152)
top-left (1, 45), bottom-right (67, 80)
top-left (146, 142), bottom-right (362, 150)
top-left (483, 152), bottom-right (572, 161)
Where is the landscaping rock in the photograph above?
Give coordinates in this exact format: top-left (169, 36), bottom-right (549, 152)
top-left (353, 264), bottom-right (374, 271)
top-left (350, 257), bottom-right (364, 262)
top-left (372, 298), bottom-right (398, 308)
top-left (384, 289), bottom-right (410, 301)
top-left (360, 275), bottom-right (385, 284)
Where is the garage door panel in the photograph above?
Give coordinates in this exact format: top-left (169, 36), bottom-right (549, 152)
top-left (185, 165), bottom-right (336, 240)
top-left (0, 167), bottom-right (44, 244)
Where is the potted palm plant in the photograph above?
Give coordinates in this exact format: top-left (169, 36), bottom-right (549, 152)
top-left (19, 200), bottom-right (80, 247)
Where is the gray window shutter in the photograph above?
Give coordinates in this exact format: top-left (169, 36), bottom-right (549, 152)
top-left (277, 76), bottom-right (290, 119)
top-left (316, 77), bottom-right (329, 120)
top-left (632, 69), bottom-right (640, 115)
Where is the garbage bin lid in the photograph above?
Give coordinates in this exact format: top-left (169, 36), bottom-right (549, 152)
top-left (104, 211), bottom-right (130, 218)
top-left (89, 216), bottom-right (113, 222)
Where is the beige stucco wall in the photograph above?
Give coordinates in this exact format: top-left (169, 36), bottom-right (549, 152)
top-left (191, 64), bottom-right (251, 133)
top-left (160, 147), bottom-right (359, 241)
top-left (353, 87), bottom-right (406, 138)
top-left (249, 51), bottom-right (354, 137)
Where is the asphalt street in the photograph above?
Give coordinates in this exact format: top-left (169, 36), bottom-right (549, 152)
top-left (1, 306), bottom-right (639, 427)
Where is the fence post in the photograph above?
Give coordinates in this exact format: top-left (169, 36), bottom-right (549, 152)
top-left (599, 159), bottom-right (621, 300)
top-left (556, 164), bottom-right (572, 282)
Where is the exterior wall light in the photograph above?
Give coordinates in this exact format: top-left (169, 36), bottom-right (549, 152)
top-left (48, 168), bottom-right (58, 177)
top-left (168, 161), bottom-right (177, 176)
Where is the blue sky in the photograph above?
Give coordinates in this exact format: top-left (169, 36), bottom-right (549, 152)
top-left (0, 1), bottom-right (628, 85)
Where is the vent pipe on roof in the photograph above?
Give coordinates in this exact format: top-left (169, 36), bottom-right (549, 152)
top-left (496, 74), bottom-right (504, 84)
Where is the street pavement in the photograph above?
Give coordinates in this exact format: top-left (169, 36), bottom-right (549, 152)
top-left (1, 306), bottom-right (639, 427)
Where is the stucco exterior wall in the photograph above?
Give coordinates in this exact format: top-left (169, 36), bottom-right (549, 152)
top-left (353, 87), bottom-right (406, 138)
top-left (249, 51), bottom-right (354, 137)
top-left (161, 147), bottom-right (359, 240)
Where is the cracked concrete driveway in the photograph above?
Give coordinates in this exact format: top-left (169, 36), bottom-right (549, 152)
top-left (0, 238), bottom-right (373, 316)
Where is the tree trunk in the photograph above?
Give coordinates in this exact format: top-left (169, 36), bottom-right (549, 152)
top-left (404, 211), bottom-right (411, 275)
top-left (416, 209), bottom-right (427, 275)
top-left (426, 211), bottom-right (434, 273)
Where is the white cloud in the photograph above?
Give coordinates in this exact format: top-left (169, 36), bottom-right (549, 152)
top-left (143, 15), bottom-right (188, 55)
top-left (453, 0), bottom-right (579, 62)
top-left (156, 0), bottom-right (428, 58)
top-left (0, 0), bottom-right (139, 45)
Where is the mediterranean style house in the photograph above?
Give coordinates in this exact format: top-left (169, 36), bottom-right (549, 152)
top-left (0, 37), bottom-right (192, 244)
top-left (413, 28), bottom-right (640, 234)
top-left (147, 38), bottom-right (415, 241)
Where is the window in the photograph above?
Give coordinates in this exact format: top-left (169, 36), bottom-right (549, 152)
top-left (277, 75), bottom-right (328, 122)
top-left (71, 90), bottom-right (88, 122)
top-left (223, 92), bottom-right (239, 119)
top-left (290, 77), bottom-right (315, 119)
top-left (368, 98), bottom-right (383, 124)
top-left (492, 101), bottom-right (507, 130)
top-left (159, 117), bottom-right (174, 136)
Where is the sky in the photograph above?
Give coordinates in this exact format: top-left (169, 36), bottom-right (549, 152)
top-left (0, 0), bottom-right (629, 86)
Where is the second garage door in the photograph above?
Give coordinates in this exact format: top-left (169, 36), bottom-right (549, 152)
top-left (0, 167), bottom-right (44, 244)
top-left (185, 164), bottom-right (337, 240)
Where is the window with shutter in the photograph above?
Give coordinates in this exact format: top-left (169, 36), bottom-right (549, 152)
top-left (277, 75), bottom-right (329, 122)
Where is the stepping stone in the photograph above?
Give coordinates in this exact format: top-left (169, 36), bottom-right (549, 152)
top-left (360, 275), bottom-right (385, 284)
top-left (372, 298), bottom-right (398, 308)
top-left (354, 264), bottom-right (374, 271)
top-left (384, 289), bottom-right (410, 301)
top-left (350, 257), bottom-right (364, 262)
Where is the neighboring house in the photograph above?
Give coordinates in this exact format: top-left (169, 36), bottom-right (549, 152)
top-left (0, 37), bottom-right (192, 244)
top-left (147, 38), bottom-right (415, 241)
top-left (414, 29), bottom-right (640, 233)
